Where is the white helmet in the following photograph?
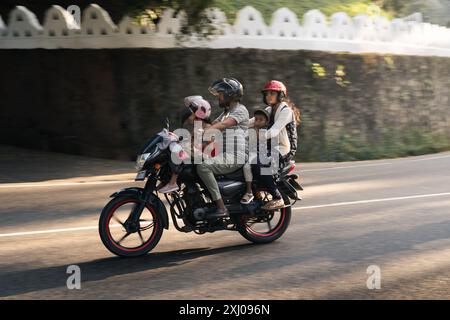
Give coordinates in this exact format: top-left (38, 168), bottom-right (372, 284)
top-left (184, 95), bottom-right (211, 120)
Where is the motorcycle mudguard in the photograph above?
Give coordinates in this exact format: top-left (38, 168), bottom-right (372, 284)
top-left (287, 174), bottom-right (303, 190)
top-left (278, 179), bottom-right (302, 201)
top-left (110, 187), bottom-right (169, 230)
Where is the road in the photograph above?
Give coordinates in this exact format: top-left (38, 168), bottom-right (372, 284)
top-left (1, 150), bottom-right (450, 299)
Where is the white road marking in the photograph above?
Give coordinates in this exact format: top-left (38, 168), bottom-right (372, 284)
top-left (300, 153), bottom-right (450, 173)
top-left (1, 192), bottom-right (450, 238)
top-left (294, 192), bottom-right (450, 210)
top-left (0, 224), bottom-right (122, 238)
top-left (301, 162), bottom-right (392, 172)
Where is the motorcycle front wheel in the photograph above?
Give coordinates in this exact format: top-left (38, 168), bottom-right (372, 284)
top-left (99, 196), bottom-right (164, 257)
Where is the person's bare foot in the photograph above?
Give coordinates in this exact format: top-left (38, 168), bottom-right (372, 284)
top-left (208, 207), bottom-right (229, 218)
top-left (209, 198), bottom-right (229, 218)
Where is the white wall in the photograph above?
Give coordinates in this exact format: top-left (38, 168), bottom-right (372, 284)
top-left (1, 4), bottom-right (450, 57)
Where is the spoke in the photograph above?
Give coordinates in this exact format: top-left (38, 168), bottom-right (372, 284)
top-left (267, 220), bottom-right (273, 230)
top-left (246, 220), bottom-right (257, 228)
top-left (117, 232), bottom-right (131, 244)
top-left (140, 222), bottom-right (155, 231)
top-left (137, 230), bottom-right (145, 244)
top-left (112, 215), bottom-right (125, 226)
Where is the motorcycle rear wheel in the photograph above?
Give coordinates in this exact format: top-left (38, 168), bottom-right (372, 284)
top-left (237, 194), bottom-right (291, 244)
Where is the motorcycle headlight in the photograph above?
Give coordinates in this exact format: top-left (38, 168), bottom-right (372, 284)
top-left (135, 153), bottom-right (151, 170)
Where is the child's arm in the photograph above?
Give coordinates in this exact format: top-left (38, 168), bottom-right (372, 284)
top-left (260, 107), bottom-right (292, 140)
top-left (248, 117), bottom-right (255, 128)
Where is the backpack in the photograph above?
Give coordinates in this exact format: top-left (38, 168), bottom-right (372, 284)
top-left (268, 104), bottom-right (298, 164)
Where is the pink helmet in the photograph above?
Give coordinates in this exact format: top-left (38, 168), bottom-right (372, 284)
top-left (184, 96), bottom-right (211, 120)
top-left (262, 80), bottom-right (287, 97)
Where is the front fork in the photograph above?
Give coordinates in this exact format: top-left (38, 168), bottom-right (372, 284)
top-left (124, 177), bottom-right (157, 233)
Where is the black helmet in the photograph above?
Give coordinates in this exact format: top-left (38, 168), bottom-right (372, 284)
top-left (208, 78), bottom-right (243, 105)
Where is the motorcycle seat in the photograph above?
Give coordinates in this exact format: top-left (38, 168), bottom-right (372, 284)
top-left (216, 167), bottom-right (245, 182)
top-left (215, 160), bottom-right (295, 182)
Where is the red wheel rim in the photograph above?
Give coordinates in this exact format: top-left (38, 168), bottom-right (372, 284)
top-left (245, 207), bottom-right (286, 238)
top-left (105, 199), bottom-right (158, 252)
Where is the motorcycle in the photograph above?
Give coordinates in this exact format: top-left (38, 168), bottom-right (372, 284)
top-left (99, 122), bottom-right (303, 257)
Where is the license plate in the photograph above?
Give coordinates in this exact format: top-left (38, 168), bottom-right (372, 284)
top-left (135, 170), bottom-right (146, 181)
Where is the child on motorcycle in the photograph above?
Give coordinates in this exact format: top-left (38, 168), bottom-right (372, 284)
top-left (240, 108), bottom-right (284, 209)
top-left (158, 96), bottom-right (214, 193)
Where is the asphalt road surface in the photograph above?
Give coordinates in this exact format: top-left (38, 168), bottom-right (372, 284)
top-left (1, 151), bottom-right (450, 299)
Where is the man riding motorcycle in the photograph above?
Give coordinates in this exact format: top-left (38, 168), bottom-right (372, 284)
top-left (196, 78), bottom-right (250, 218)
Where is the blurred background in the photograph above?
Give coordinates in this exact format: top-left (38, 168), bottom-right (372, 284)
top-left (1, 1), bottom-right (450, 301)
top-left (1, 0), bottom-right (450, 162)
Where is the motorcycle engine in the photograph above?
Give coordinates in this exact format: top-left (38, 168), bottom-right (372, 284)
top-left (192, 204), bottom-right (215, 220)
top-left (193, 207), bottom-right (207, 220)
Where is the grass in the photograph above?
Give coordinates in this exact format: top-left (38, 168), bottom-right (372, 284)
top-left (212, 0), bottom-right (394, 24)
top-left (297, 127), bottom-right (450, 162)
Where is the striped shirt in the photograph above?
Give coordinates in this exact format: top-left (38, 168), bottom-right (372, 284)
top-left (214, 103), bottom-right (249, 163)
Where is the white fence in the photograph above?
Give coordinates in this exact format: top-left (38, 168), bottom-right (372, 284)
top-left (1, 4), bottom-right (450, 57)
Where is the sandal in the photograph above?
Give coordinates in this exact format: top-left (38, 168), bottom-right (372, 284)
top-left (240, 192), bottom-right (254, 204)
top-left (261, 198), bottom-right (285, 210)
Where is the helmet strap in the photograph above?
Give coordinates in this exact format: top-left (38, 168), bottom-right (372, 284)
top-left (277, 92), bottom-right (284, 103)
